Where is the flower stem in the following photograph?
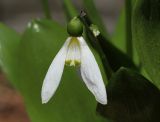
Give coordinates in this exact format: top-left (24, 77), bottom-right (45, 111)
top-left (41, 0), bottom-right (52, 19)
top-left (79, 11), bottom-right (113, 79)
top-left (62, 0), bottom-right (78, 21)
top-left (125, 0), bottom-right (133, 59)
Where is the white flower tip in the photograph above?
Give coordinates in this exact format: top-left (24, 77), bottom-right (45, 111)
top-left (96, 96), bottom-right (107, 105)
top-left (42, 99), bottom-right (48, 104)
top-left (41, 91), bottom-right (51, 104)
top-left (95, 90), bottom-right (107, 105)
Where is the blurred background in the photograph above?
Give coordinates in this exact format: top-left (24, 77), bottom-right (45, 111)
top-left (0, 0), bottom-right (124, 122)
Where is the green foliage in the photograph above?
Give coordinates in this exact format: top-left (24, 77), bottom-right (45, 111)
top-left (111, 0), bottom-right (137, 52)
top-left (0, 23), bottom-right (21, 86)
top-left (98, 37), bottom-right (138, 72)
top-left (133, 0), bottom-right (160, 88)
top-left (111, 0), bottom-right (139, 66)
top-left (97, 67), bottom-right (160, 122)
top-left (111, 9), bottom-right (126, 53)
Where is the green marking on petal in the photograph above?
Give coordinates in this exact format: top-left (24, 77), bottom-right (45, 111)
top-left (75, 60), bottom-right (81, 66)
top-left (68, 37), bottom-right (80, 46)
top-left (65, 60), bottom-right (81, 67)
top-left (65, 60), bottom-right (72, 66)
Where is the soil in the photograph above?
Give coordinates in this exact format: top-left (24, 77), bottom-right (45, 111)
top-left (0, 72), bottom-right (30, 122)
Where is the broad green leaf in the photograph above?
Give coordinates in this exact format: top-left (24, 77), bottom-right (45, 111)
top-left (111, 0), bottom-right (139, 66)
top-left (62, 0), bottom-right (78, 21)
top-left (98, 36), bottom-right (138, 71)
top-left (0, 23), bottom-right (20, 86)
top-left (111, 9), bottom-right (126, 53)
top-left (133, 0), bottom-right (160, 88)
top-left (83, 0), bottom-right (108, 37)
top-left (111, 0), bottom-right (137, 52)
top-left (97, 67), bottom-right (160, 122)
top-left (2, 19), bottom-right (107, 122)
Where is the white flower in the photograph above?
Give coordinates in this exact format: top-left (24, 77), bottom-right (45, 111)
top-left (41, 37), bottom-right (107, 105)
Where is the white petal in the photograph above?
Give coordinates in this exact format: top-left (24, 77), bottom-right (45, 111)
top-left (65, 37), bottom-right (81, 66)
top-left (78, 37), bottom-right (107, 105)
top-left (41, 37), bottom-right (71, 104)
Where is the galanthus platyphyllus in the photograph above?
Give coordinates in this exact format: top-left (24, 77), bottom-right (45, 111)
top-left (41, 17), bottom-right (107, 105)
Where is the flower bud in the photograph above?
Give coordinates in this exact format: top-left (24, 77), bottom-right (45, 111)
top-left (67, 17), bottom-right (83, 37)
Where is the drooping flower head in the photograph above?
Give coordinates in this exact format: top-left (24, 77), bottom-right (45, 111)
top-left (41, 17), bottom-right (107, 105)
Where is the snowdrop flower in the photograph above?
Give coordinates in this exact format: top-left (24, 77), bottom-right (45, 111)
top-left (41, 17), bottom-right (107, 105)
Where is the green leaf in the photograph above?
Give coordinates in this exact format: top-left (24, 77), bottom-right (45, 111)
top-left (0, 23), bottom-right (21, 86)
top-left (111, 0), bottom-right (136, 52)
top-left (111, 9), bottom-right (126, 53)
top-left (98, 36), bottom-right (138, 71)
top-left (97, 67), bottom-right (160, 122)
top-left (111, 0), bottom-right (139, 66)
top-left (132, 0), bottom-right (160, 88)
top-left (83, 0), bottom-right (108, 37)
top-left (1, 19), bottom-right (107, 122)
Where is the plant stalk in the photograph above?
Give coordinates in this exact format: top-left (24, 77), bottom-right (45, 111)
top-left (125, 0), bottom-right (133, 59)
top-left (62, 0), bottom-right (78, 21)
top-left (41, 0), bottom-right (52, 19)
